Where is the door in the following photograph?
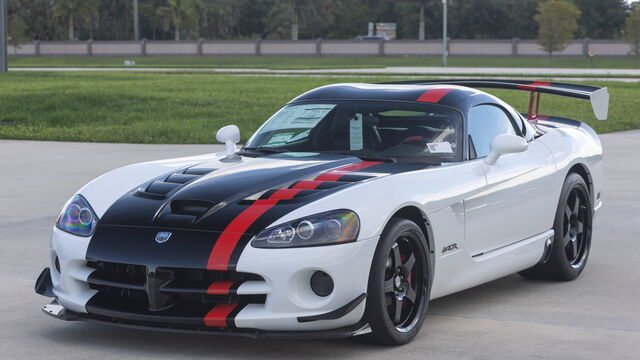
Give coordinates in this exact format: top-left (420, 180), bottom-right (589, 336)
top-left (464, 104), bottom-right (556, 256)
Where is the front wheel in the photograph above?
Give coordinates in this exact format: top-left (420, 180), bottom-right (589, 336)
top-left (520, 173), bottom-right (593, 281)
top-left (360, 217), bottom-right (431, 345)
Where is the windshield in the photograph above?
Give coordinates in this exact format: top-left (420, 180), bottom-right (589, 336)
top-left (244, 101), bottom-right (463, 162)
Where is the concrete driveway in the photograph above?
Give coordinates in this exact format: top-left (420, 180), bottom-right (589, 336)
top-left (1, 131), bottom-right (638, 359)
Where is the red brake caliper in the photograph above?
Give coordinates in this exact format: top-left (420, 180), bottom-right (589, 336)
top-left (400, 254), bottom-right (413, 308)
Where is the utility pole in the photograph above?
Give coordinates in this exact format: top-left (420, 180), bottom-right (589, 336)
top-left (133, 0), bottom-right (140, 41)
top-left (0, 0), bottom-right (7, 73)
top-left (419, 5), bottom-right (425, 41)
top-left (442, 0), bottom-right (448, 67)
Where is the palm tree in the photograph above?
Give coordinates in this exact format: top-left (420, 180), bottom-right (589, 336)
top-left (52, 0), bottom-right (96, 41)
top-left (156, 0), bottom-right (202, 41)
top-left (289, 0), bottom-right (335, 40)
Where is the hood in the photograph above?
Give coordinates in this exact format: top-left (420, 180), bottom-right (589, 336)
top-left (99, 153), bottom-right (381, 230)
top-left (87, 153), bottom-right (427, 271)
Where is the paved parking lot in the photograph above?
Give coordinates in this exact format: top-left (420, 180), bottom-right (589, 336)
top-left (1, 131), bottom-right (638, 359)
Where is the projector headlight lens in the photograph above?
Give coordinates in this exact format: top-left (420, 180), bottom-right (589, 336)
top-left (252, 210), bottom-right (359, 248)
top-left (56, 195), bottom-right (98, 237)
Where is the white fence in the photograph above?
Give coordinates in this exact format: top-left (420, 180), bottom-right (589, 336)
top-left (6, 39), bottom-right (633, 57)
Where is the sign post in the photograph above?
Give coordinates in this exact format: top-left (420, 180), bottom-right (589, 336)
top-left (0, 0), bottom-right (7, 72)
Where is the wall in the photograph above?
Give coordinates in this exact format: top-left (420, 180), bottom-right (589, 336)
top-left (6, 39), bottom-right (633, 57)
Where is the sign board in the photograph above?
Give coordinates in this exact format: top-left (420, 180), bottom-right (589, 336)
top-left (375, 23), bottom-right (397, 40)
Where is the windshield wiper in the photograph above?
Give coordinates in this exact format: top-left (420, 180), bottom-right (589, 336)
top-left (329, 151), bottom-right (397, 163)
top-left (239, 146), bottom-right (292, 154)
top-left (354, 155), bottom-right (397, 163)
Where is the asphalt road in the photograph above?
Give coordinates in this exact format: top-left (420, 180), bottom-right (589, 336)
top-left (1, 131), bottom-right (639, 359)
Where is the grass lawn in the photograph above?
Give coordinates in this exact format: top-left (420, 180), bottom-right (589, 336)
top-left (0, 72), bottom-right (637, 144)
top-left (8, 55), bottom-right (640, 70)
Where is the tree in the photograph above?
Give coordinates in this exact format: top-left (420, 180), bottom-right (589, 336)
top-left (7, 14), bottom-right (29, 53)
top-left (156, 0), bottom-right (202, 40)
top-left (573, 0), bottom-right (627, 39)
top-left (535, 1), bottom-right (581, 65)
top-left (624, 6), bottom-right (640, 66)
top-left (52, 0), bottom-right (97, 41)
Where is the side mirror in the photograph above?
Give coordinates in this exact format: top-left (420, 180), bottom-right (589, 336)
top-left (484, 134), bottom-right (528, 165)
top-left (216, 125), bottom-right (240, 160)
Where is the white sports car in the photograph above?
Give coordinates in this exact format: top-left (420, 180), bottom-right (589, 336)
top-left (36, 79), bottom-right (608, 345)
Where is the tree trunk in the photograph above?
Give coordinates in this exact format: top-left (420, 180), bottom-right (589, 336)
top-left (175, 24), bottom-right (180, 41)
top-left (68, 15), bottom-right (74, 41)
top-left (419, 6), bottom-right (425, 40)
top-left (291, 3), bottom-right (298, 41)
top-left (133, 0), bottom-right (140, 41)
top-left (547, 51), bottom-right (552, 67)
top-left (291, 8), bottom-right (298, 40)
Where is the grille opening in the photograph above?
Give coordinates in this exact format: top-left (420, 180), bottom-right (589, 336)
top-left (86, 261), bottom-right (266, 312)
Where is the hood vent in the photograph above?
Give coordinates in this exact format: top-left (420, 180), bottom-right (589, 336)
top-left (136, 167), bottom-right (216, 200)
top-left (170, 199), bottom-right (215, 217)
top-left (242, 173), bottom-right (378, 205)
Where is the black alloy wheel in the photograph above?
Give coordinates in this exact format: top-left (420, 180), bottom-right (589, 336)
top-left (520, 173), bottom-right (593, 281)
top-left (360, 217), bottom-right (430, 345)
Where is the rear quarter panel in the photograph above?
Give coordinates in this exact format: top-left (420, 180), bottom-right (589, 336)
top-left (536, 123), bottom-right (604, 211)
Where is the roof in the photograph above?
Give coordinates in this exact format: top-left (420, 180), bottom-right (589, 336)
top-left (289, 83), bottom-right (496, 112)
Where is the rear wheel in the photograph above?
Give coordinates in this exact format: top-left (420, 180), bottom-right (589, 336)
top-left (359, 218), bottom-right (430, 345)
top-left (520, 173), bottom-right (593, 281)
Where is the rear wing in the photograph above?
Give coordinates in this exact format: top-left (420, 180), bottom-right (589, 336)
top-left (380, 79), bottom-right (609, 121)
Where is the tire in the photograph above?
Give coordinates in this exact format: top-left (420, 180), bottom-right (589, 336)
top-left (358, 217), bottom-right (431, 345)
top-left (519, 173), bottom-right (593, 281)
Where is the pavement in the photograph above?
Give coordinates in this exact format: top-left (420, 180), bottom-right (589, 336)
top-left (1, 131), bottom-right (639, 359)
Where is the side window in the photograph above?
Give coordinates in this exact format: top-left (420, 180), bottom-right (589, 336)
top-left (468, 105), bottom-right (517, 159)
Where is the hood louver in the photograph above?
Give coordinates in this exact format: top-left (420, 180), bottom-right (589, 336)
top-left (244, 173), bottom-right (377, 204)
top-left (136, 167), bottom-right (216, 200)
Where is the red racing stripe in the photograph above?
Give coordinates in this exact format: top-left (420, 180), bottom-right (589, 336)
top-left (291, 180), bottom-right (324, 190)
top-left (314, 161), bottom-right (382, 181)
top-left (206, 161), bottom-right (382, 271)
top-left (204, 303), bottom-right (238, 327)
top-left (517, 81), bottom-right (551, 91)
top-left (267, 188), bottom-right (304, 200)
top-left (207, 189), bottom-right (301, 271)
top-left (416, 88), bottom-right (452, 103)
top-left (207, 281), bottom-right (237, 295)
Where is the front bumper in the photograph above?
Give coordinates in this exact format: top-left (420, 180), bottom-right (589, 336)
top-left (44, 227), bottom-right (379, 333)
top-left (40, 298), bottom-right (372, 339)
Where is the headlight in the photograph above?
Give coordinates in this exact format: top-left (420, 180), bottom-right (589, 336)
top-left (251, 210), bottom-right (359, 248)
top-left (56, 195), bottom-right (98, 237)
